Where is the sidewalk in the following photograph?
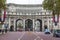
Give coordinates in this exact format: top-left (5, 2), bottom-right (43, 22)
top-left (0, 31), bottom-right (7, 35)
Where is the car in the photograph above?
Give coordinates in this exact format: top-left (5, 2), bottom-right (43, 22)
top-left (53, 29), bottom-right (60, 37)
top-left (44, 29), bottom-right (51, 34)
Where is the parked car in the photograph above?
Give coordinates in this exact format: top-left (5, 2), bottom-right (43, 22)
top-left (53, 29), bottom-right (60, 37)
top-left (44, 29), bottom-right (51, 34)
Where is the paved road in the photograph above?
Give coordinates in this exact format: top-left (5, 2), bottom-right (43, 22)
top-left (0, 32), bottom-right (60, 40)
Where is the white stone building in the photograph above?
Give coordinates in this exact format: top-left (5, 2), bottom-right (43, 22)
top-left (4, 3), bottom-right (55, 31)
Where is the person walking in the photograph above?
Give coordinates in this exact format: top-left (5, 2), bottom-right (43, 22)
top-left (10, 25), bottom-right (14, 31)
top-left (2, 23), bottom-right (5, 34)
top-left (4, 23), bottom-right (8, 33)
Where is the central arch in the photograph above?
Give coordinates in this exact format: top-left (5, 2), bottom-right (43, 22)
top-left (25, 19), bottom-right (33, 31)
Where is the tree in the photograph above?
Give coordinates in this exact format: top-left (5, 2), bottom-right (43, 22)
top-left (0, 0), bottom-right (6, 23)
top-left (43, 0), bottom-right (53, 10)
top-left (42, 0), bottom-right (60, 26)
top-left (0, 0), bottom-right (6, 34)
top-left (42, 0), bottom-right (60, 14)
top-left (0, 0), bottom-right (6, 9)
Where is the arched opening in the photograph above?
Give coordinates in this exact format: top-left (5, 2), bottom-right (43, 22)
top-left (15, 19), bottom-right (23, 31)
top-left (35, 19), bottom-right (42, 31)
top-left (25, 19), bottom-right (33, 31)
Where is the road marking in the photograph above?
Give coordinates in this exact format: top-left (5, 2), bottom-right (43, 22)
top-left (18, 38), bottom-right (20, 40)
top-left (33, 32), bottom-right (43, 40)
top-left (33, 32), bottom-right (40, 37)
top-left (41, 39), bottom-right (43, 40)
top-left (18, 32), bottom-right (25, 40)
top-left (34, 36), bottom-right (40, 40)
top-left (34, 36), bottom-right (43, 40)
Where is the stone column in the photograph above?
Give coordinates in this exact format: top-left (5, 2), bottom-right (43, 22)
top-left (33, 19), bottom-right (35, 31)
top-left (42, 18), bottom-right (44, 32)
top-left (23, 19), bottom-right (25, 31)
top-left (47, 18), bottom-right (49, 29)
top-left (9, 17), bottom-right (11, 29)
top-left (14, 18), bottom-right (16, 31)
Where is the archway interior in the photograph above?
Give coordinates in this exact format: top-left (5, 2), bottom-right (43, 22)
top-left (16, 19), bottom-right (23, 31)
top-left (25, 19), bottom-right (33, 31)
top-left (35, 19), bottom-right (42, 31)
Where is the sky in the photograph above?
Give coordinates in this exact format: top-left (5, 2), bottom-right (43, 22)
top-left (6, 0), bottom-right (44, 4)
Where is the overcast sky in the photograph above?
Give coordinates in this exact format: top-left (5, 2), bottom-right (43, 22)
top-left (7, 0), bottom-right (44, 4)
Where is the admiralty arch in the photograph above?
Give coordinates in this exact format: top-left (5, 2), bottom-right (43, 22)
top-left (5, 3), bottom-right (54, 32)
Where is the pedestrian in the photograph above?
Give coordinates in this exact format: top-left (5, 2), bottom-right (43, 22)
top-left (51, 28), bottom-right (53, 33)
top-left (44, 25), bottom-right (48, 31)
top-left (10, 25), bottom-right (14, 31)
top-left (2, 24), bottom-right (5, 34)
top-left (4, 23), bottom-right (8, 33)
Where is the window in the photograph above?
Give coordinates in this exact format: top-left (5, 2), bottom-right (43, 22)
top-left (42, 12), bottom-right (45, 15)
top-left (20, 12), bottom-right (22, 15)
top-left (13, 12), bottom-right (16, 15)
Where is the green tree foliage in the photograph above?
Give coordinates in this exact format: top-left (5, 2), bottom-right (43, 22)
top-left (0, 0), bottom-right (6, 24)
top-left (0, 0), bottom-right (6, 9)
top-left (43, 0), bottom-right (54, 10)
top-left (42, 0), bottom-right (60, 14)
top-left (0, 0), bottom-right (6, 18)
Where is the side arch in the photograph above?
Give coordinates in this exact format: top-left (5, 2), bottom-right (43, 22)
top-left (35, 19), bottom-right (42, 31)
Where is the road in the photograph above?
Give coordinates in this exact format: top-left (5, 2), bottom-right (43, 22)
top-left (0, 31), bottom-right (60, 40)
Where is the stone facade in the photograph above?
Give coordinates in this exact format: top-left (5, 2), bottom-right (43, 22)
top-left (4, 3), bottom-right (55, 31)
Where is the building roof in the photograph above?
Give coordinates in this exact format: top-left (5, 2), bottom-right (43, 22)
top-left (7, 3), bottom-right (42, 7)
